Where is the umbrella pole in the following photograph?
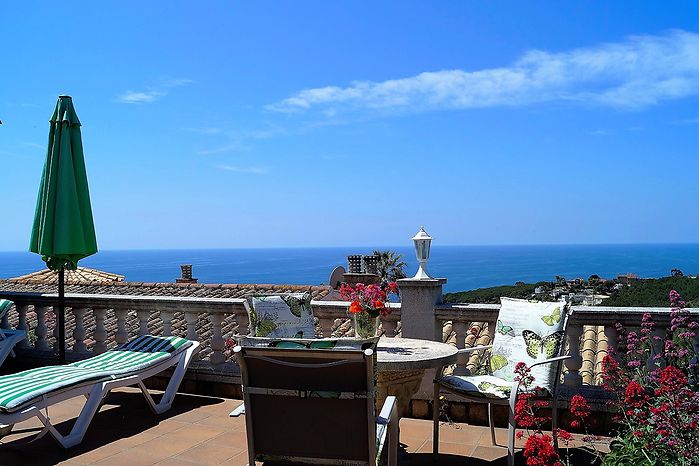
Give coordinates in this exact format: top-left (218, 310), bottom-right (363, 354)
top-left (58, 268), bottom-right (66, 365)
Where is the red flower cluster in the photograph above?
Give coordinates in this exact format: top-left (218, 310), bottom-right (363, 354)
top-left (340, 282), bottom-right (398, 317)
top-left (523, 434), bottom-right (561, 466)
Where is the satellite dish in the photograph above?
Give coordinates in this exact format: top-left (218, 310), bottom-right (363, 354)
top-left (329, 266), bottom-right (346, 289)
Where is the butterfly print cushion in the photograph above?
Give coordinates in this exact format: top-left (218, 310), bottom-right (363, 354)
top-left (490, 297), bottom-right (568, 393)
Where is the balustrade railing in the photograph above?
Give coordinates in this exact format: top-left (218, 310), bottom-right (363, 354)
top-left (1, 290), bottom-right (696, 397)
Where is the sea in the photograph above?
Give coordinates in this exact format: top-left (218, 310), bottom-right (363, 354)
top-left (1, 244), bottom-right (699, 293)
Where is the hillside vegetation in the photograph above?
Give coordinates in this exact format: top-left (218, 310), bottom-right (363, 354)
top-left (443, 281), bottom-right (551, 304)
top-left (444, 276), bottom-right (699, 307)
top-left (603, 276), bottom-right (699, 307)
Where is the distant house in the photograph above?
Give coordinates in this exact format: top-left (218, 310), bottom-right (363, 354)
top-left (617, 273), bottom-right (640, 285)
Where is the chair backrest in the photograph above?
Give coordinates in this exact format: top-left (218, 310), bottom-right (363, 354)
top-left (490, 297), bottom-right (568, 393)
top-left (235, 345), bottom-right (378, 465)
top-left (247, 292), bottom-right (316, 338)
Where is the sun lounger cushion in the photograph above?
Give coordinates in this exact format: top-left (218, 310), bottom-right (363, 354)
top-left (248, 292), bottom-right (315, 338)
top-left (0, 300), bottom-right (12, 319)
top-left (0, 335), bottom-right (191, 413)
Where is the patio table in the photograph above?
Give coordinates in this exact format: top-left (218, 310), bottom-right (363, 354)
top-left (376, 337), bottom-right (458, 417)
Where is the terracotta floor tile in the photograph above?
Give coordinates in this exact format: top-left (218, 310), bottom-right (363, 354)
top-left (418, 440), bottom-right (477, 457)
top-left (153, 459), bottom-right (200, 466)
top-left (66, 442), bottom-right (125, 464)
top-left (400, 434), bottom-right (428, 453)
top-left (174, 442), bottom-right (244, 465)
top-left (471, 444), bottom-right (509, 461)
top-left (92, 448), bottom-right (166, 466)
top-left (206, 430), bottom-right (249, 449)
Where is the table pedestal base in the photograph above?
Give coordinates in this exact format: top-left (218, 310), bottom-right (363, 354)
top-left (376, 369), bottom-right (425, 418)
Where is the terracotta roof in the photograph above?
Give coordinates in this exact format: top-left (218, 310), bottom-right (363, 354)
top-left (10, 267), bottom-right (125, 284)
top-left (0, 279), bottom-right (330, 300)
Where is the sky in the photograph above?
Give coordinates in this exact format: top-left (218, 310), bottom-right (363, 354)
top-left (2, 1), bottom-right (699, 251)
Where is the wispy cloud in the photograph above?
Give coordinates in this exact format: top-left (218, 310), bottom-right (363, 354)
top-left (217, 165), bottom-right (267, 174)
top-left (21, 142), bottom-right (45, 150)
top-left (184, 127), bottom-right (222, 135)
top-left (118, 78), bottom-right (192, 104)
top-left (268, 30), bottom-right (699, 115)
top-left (673, 117), bottom-right (699, 125)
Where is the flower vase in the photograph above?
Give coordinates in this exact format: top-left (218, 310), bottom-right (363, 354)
top-left (353, 312), bottom-right (379, 338)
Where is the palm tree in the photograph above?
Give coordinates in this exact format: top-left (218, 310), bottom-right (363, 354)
top-left (373, 250), bottom-right (407, 283)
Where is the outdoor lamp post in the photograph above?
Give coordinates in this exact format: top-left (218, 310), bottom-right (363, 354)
top-left (411, 226), bottom-right (433, 279)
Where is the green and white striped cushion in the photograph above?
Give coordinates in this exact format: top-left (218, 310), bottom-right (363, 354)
top-left (0, 300), bottom-right (13, 320)
top-left (0, 335), bottom-right (191, 413)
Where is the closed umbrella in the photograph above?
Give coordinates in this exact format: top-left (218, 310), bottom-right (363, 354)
top-left (30, 95), bottom-right (97, 364)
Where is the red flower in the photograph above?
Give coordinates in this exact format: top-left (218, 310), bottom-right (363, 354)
top-left (655, 365), bottom-right (687, 396)
top-left (570, 394), bottom-right (591, 420)
top-left (373, 299), bottom-right (385, 309)
top-left (349, 301), bottom-right (363, 314)
top-left (556, 429), bottom-right (573, 442)
top-left (624, 380), bottom-right (647, 408)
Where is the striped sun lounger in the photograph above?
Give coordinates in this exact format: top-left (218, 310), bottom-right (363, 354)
top-left (0, 334), bottom-right (200, 448)
top-left (0, 300), bottom-right (27, 368)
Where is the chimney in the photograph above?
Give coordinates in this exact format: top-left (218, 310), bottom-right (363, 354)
top-left (343, 254), bottom-right (380, 286)
top-left (176, 264), bottom-right (198, 284)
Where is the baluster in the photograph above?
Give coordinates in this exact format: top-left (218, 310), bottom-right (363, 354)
top-left (72, 307), bottom-right (88, 352)
top-left (319, 317), bottom-right (334, 338)
top-left (161, 311), bottom-right (174, 337)
top-left (236, 311), bottom-right (250, 336)
top-left (604, 324), bottom-right (618, 357)
top-left (442, 320), bottom-right (453, 343)
top-left (594, 326), bottom-right (608, 385)
top-left (649, 327), bottom-right (667, 370)
top-left (53, 308), bottom-right (60, 353)
top-left (381, 316), bottom-right (399, 338)
top-left (114, 308), bottom-right (129, 345)
top-left (34, 305), bottom-right (50, 351)
top-left (17, 304), bottom-right (30, 349)
top-left (580, 325), bottom-right (598, 385)
top-left (185, 311), bottom-right (198, 341)
top-left (452, 320), bottom-right (469, 375)
top-left (137, 309), bottom-right (150, 336)
top-left (93, 308), bottom-right (108, 354)
top-left (563, 324), bottom-right (583, 387)
top-left (210, 313), bottom-right (225, 364)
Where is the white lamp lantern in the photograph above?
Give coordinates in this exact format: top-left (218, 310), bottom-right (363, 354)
top-left (412, 226), bottom-right (433, 279)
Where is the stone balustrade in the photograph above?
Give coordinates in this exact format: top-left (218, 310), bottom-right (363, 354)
top-left (1, 290), bottom-right (697, 400)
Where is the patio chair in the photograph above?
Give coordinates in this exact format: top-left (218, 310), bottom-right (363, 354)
top-left (0, 334), bottom-right (200, 448)
top-left (0, 300), bottom-right (27, 367)
top-left (432, 297), bottom-right (570, 466)
top-left (234, 340), bottom-right (398, 466)
top-left (230, 291), bottom-right (317, 417)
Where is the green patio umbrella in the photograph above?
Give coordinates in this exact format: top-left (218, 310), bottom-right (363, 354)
top-left (30, 95), bottom-right (97, 364)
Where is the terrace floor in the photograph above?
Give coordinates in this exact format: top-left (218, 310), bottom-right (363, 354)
top-left (0, 388), bottom-right (604, 466)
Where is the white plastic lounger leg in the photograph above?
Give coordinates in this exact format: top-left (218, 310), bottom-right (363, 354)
top-left (229, 403), bottom-right (245, 417)
top-left (138, 344), bottom-right (197, 415)
top-left (36, 382), bottom-right (108, 449)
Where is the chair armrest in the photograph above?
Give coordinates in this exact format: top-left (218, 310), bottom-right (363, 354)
top-left (529, 355), bottom-right (570, 369)
top-left (376, 395), bottom-right (397, 426)
top-left (457, 345), bottom-right (492, 355)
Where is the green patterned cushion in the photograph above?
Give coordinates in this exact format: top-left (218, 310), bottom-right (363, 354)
top-left (238, 335), bottom-right (379, 352)
top-left (248, 293), bottom-right (315, 338)
top-left (489, 297), bottom-right (567, 393)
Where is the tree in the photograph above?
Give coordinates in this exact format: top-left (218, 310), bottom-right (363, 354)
top-left (671, 269), bottom-right (684, 277)
top-left (588, 274), bottom-right (601, 285)
top-left (373, 250), bottom-right (407, 283)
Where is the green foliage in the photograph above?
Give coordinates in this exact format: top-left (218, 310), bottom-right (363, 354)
top-left (604, 276), bottom-right (699, 307)
top-left (372, 250), bottom-right (407, 282)
top-left (443, 281), bottom-right (551, 304)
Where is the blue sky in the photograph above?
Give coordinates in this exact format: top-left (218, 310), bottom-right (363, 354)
top-left (2, 1), bottom-right (699, 251)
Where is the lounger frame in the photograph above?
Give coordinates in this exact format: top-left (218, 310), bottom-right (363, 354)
top-left (0, 341), bottom-right (200, 448)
